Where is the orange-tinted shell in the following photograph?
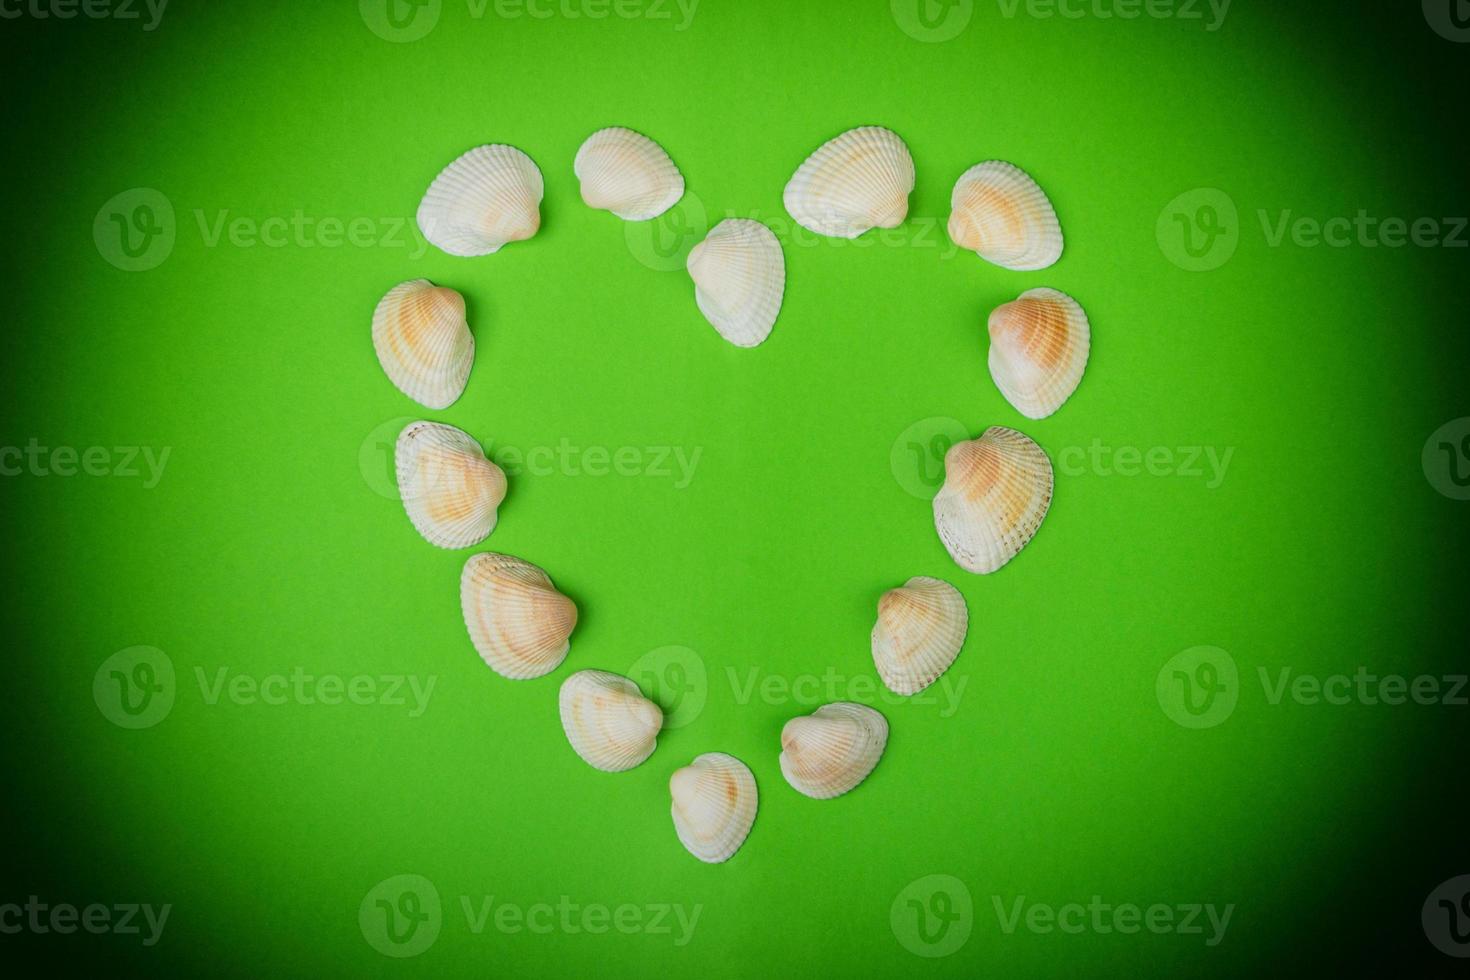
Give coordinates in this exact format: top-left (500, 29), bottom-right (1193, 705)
top-left (372, 280), bottom-right (474, 410)
top-left (988, 287), bottom-right (1091, 419)
top-left (396, 422), bottom-right (505, 549)
top-left (871, 577), bottom-right (968, 695)
top-left (461, 553), bottom-right (578, 680)
top-left (670, 753), bottom-right (757, 863)
top-left (947, 161), bottom-right (1063, 271)
top-left (779, 703), bottom-right (888, 799)
top-left (933, 427), bottom-right (1053, 574)
top-left (574, 127), bottom-right (684, 221)
top-left (559, 670), bottom-right (662, 771)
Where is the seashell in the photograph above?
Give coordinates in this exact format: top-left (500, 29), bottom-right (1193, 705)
top-left (396, 422), bottom-right (507, 549)
top-left (686, 219), bottom-right (786, 348)
top-left (871, 577), bottom-right (969, 696)
top-left (371, 280), bottom-right (474, 410)
top-left (988, 287), bottom-right (1091, 420)
top-left (417, 144), bottom-right (544, 257)
top-left (947, 161), bottom-right (1063, 271)
top-left (779, 702), bottom-right (888, 799)
top-left (669, 753), bottom-right (757, 863)
top-left (574, 127), bottom-right (685, 221)
top-left (558, 670), bottom-right (663, 772)
top-left (933, 426), bottom-right (1053, 574)
top-left (783, 126), bottom-right (915, 239)
top-left (460, 552), bottom-right (578, 680)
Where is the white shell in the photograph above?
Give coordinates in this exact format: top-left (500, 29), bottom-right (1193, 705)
top-left (371, 280), bottom-right (474, 410)
top-left (779, 702), bottom-right (888, 800)
top-left (558, 670), bottom-right (662, 772)
top-left (933, 426), bottom-right (1053, 574)
top-left (947, 161), bottom-right (1063, 271)
top-left (417, 145), bottom-right (544, 257)
top-left (574, 127), bottom-right (684, 221)
top-left (686, 219), bottom-right (786, 348)
top-left (783, 126), bottom-right (915, 239)
top-left (871, 577), bottom-right (968, 696)
top-left (669, 753), bottom-right (757, 864)
top-left (460, 553), bottom-right (578, 680)
top-left (396, 422), bottom-right (506, 549)
top-left (989, 287), bottom-right (1091, 419)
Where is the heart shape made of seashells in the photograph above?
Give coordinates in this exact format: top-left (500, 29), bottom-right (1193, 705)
top-left (367, 125), bottom-right (1092, 863)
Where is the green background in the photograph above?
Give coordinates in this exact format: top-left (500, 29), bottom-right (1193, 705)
top-left (2, 0), bottom-right (1467, 975)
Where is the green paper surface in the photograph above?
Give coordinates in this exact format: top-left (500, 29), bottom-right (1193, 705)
top-left (1, 1), bottom-right (1467, 975)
